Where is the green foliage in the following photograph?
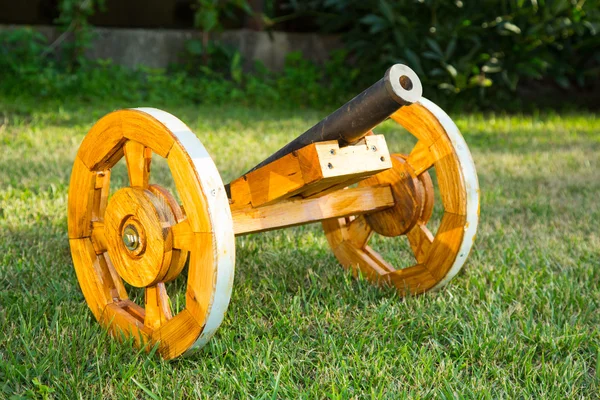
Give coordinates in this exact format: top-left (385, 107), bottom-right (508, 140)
top-left (192, 0), bottom-right (252, 65)
top-left (0, 28), bottom-right (356, 109)
top-left (194, 0), bottom-right (251, 33)
top-left (180, 39), bottom-right (243, 78)
top-left (0, 28), bottom-right (48, 75)
top-left (297, 0), bottom-right (600, 106)
top-left (55, 0), bottom-right (106, 69)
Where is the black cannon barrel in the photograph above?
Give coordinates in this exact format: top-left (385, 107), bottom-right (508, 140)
top-left (246, 64), bottom-right (423, 174)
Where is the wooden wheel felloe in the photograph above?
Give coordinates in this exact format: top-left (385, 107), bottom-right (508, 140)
top-left (322, 98), bottom-right (479, 295)
top-left (68, 108), bottom-right (235, 359)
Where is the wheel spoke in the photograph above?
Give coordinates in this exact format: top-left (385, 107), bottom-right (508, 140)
top-left (406, 223), bottom-right (434, 264)
top-left (92, 170), bottom-right (110, 221)
top-left (100, 252), bottom-right (128, 301)
top-left (144, 283), bottom-right (172, 330)
top-left (124, 140), bottom-right (152, 188)
top-left (90, 221), bottom-right (107, 254)
top-left (346, 215), bottom-right (373, 249)
top-left (407, 140), bottom-right (436, 176)
top-left (171, 218), bottom-right (194, 251)
top-left (362, 245), bottom-right (396, 273)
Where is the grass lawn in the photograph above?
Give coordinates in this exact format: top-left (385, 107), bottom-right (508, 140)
top-left (0, 99), bottom-right (599, 398)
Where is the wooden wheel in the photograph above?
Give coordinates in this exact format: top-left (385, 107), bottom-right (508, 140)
top-left (68, 108), bottom-right (235, 359)
top-left (323, 98), bottom-right (479, 295)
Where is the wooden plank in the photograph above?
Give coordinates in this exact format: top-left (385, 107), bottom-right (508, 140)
top-left (69, 238), bottom-right (114, 320)
top-left (229, 176), bottom-right (252, 210)
top-left (185, 232), bottom-right (217, 327)
top-left (406, 223), bottom-right (434, 264)
top-left (231, 135), bottom-right (392, 208)
top-left (432, 140), bottom-right (467, 215)
top-left (298, 136), bottom-right (392, 198)
top-left (167, 143), bottom-right (211, 233)
top-left (91, 170), bottom-right (110, 222)
top-left (144, 283), bottom-right (172, 330)
top-left (101, 302), bottom-right (152, 348)
top-left (322, 217), bottom-right (348, 249)
top-left (101, 253), bottom-right (128, 301)
top-left (407, 140), bottom-right (436, 176)
top-left (124, 140), bottom-right (152, 188)
top-left (423, 212), bottom-right (466, 281)
top-left (345, 215), bottom-right (373, 249)
top-left (90, 221), bottom-right (107, 254)
top-left (122, 110), bottom-right (174, 158)
top-left (151, 309), bottom-right (202, 360)
top-left (67, 156), bottom-right (96, 239)
top-left (171, 219), bottom-right (195, 251)
top-left (387, 264), bottom-right (438, 295)
top-left (77, 112), bottom-right (126, 171)
top-left (334, 241), bottom-right (391, 281)
top-left (311, 135), bottom-right (391, 180)
top-left (244, 150), bottom-right (308, 207)
top-left (232, 185), bottom-right (395, 236)
top-left (391, 105), bottom-right (444, 146)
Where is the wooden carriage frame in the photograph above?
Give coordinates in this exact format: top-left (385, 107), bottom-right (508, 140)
top-left (68, 69), bottom-right (479, 359)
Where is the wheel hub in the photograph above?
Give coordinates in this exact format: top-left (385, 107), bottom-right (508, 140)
top-left (122, 224), bottom-right (141, 252)
top-left (104, 187), bottom-right (175, 287)
top-left (360, 154), bottom-right (433, 237)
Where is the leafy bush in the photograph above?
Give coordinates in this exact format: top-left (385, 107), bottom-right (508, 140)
top-left (0, 28), bottom-right (48, 75)
top-left (0, 28), bottom-right (355, 109)
top-left (55, 0), bottom-right (106, 69)
top-left (296, 0), bottom-right (600, 107)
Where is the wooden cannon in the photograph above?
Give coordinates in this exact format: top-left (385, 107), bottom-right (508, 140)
top-left (68, 64), bottom-right (479, 359)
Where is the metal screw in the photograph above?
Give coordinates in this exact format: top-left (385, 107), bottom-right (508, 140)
top-left (371, 145), bottom-right (377, 152)
top-left (327, 163), bottom-right (334, 169)
top-left (211, 189), bottom-right (217, 196)
top-left (380, 156), bottom-right (385, 162)
top-left (122, 225), bottom-right (140, 251)
top-left (330, 149), bottom-right (336, 155)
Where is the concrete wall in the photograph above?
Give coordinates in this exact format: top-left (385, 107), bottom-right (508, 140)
top-left (0, 25), bottom-right (340, 71)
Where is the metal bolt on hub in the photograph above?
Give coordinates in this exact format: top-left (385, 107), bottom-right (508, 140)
top-left (122, 224), bottom-right (140, 251)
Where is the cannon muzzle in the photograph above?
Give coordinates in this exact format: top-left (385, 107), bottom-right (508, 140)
top-left (246, 64), bottom-right (422, 173)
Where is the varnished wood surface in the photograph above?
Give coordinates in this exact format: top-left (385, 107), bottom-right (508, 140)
top-left (323, 98), bottom-right (479, 295)
top-left (232, 185), bottom-right (395, 235)
top-left (68, 99), bottom-right (478, 359)
top-left (359, 154), bottom-right (430, 237)
top-left (68, 108), bottom-right (235, 359)
top-left (229, 135), bottom-right (392, 208)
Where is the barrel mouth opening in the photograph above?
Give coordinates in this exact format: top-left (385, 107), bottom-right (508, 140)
top-left (399, 75), bottom-right (413, 91)
top-left (385, 64), bottom-right (423, 105)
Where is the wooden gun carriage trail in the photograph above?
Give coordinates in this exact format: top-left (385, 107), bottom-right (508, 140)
top-left (68, 64), bottom-right (480, 359)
